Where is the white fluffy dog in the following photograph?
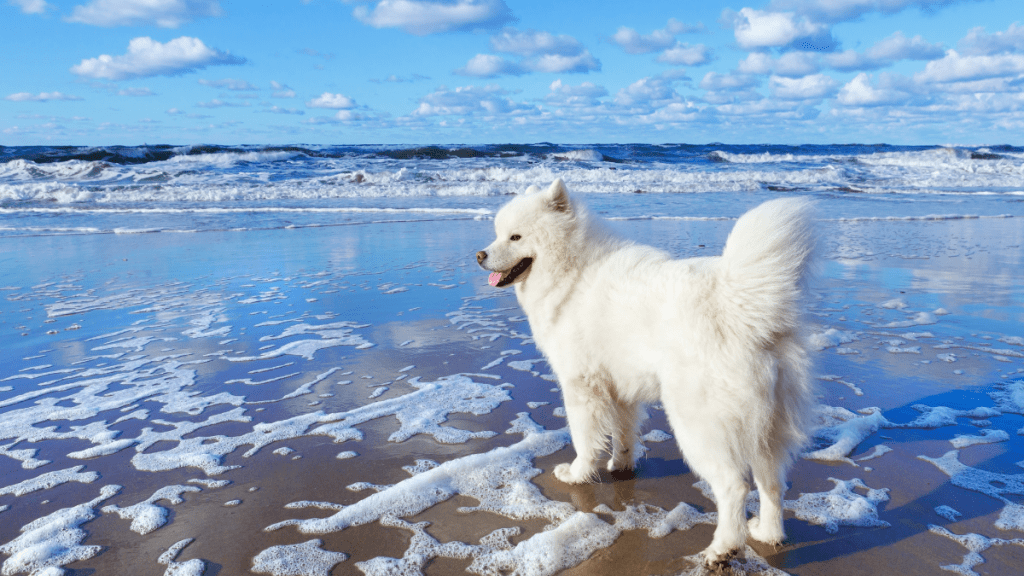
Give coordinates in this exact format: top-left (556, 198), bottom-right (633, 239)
top-left (477, 179), bottom-right (818, 568)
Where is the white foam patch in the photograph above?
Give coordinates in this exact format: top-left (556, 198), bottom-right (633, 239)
top-left (989, 380), bottom-right (1024, 414)
top-left (0, 466), bottom-right (99, 497)
top-left (0, 484), bottom-right (121, 576)
top-left (130, 374), bottom-right (511, 475)
top-left (595, 501), bottom-right (715, 537)
top-left (855, 445), bottom-right (892, 462)
top-left (102, 485), bottom-right (202, 535)
top-left (880, 312), bottom-right (938, 328)
top-left (919, 450), bottom-right (1024, 500)
top-left (266, 413), bottom-right (573, 534)
top-left (641, 429), bottom-right (673, 443)
top-left (786, 478), bottom-right (890, 533)
top-left (809, 329), bottom-right (859, 351)
top-left (935, 505), bottom-right (962, 521)
top-left (950, 429), bottom-right (1010, 448)
top-left (808, 405), bottom-right (1002, 463)
top-left (928, 525), bottom-right (1024, 576)
top-left (251, 539), bottom-right (348, 576)
top-left (158, 538), bottom-right (206, 576)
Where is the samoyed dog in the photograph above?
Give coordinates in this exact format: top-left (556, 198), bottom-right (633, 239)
top-left (476, 179), bottom-right (818, 568)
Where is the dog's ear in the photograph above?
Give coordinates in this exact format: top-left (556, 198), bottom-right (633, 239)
top-left (544, 179), bottom-right (571, 213)
top-left (523, 184), bottom-right (541, 195)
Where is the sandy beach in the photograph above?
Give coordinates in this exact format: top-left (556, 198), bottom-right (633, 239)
top-left (2, 214), bottom-right (1024, 576)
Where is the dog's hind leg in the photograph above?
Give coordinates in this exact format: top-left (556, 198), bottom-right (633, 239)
top-left (553, 379), bottom-right (606, 484)
top-left (664, 399), bottom-right (749, 568)
top-left (607, 400), bottom-right (643, 473)
top-left (748, 463), bottom-right (787, 546)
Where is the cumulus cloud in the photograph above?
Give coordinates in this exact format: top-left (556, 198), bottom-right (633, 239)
top-left (270, 81), bottom-right (296, 98)
top-left (769, 73), bottom-right (839, 99)
top-left (5, 91), bottom-right (83, 102)
top-left (412, 84), bottom-right (537, 117)
top-left (657, 43), bottom-right (711, 66)
top-left (455, 54), bottom-right (524, 77)
top-left (611, 18), bottom-right (704, 55)
top-left (306, 92), bottom-right (356, 109)
top-left (10, 0), bottom-right (50, 14)
top-left (70, 36), bottom-right (244, 80)
top-left (837, 72), bottom-right (911, 106)
top-left (459, 28), bottom-right (599, 76)
top-left (352, 0), bottom-right (514, 35)
top-left (490, 28), bottom-right (581, 56)
top-left (826, 31), bottom-right (944, 71)
top-left (199, 78), bottom-right (257, 91)
top-left (615, 72), bottom-right (689, 108)
top-left (915, 50), bottom-right (1024, 83)
top-left (957, 22), bottom-right (1024, 56)
top-left (768, 0), bottom-right (979, 24)
top-left (724, 7), bottom-right (833, 50)
top-left (699, 71), bottom-right (759, 91)
top-left (545, 79), bottom-right (607, 107)
top-left (67, 0), bottom-right (222, 28)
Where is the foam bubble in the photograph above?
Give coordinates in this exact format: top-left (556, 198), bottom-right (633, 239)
top-left (251, 539), bottom-right (349, 576)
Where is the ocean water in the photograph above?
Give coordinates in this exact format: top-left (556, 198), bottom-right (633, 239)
top-left (2, 143), bottom-right (1023, 236)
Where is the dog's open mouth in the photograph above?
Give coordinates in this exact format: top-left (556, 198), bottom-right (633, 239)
top-left (488, 258), bottom-right (533, 287)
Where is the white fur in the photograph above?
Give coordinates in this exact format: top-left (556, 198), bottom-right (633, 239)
top-left (478, 179), bottom-right (819, 568)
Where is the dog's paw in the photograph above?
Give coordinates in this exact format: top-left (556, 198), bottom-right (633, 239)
top-left (747, 516), bottom-right (785, 546)
top-left (607, 451), bottom-right (636, 473)
top-left (701, 546), bottom-right (739, 573)
top-left (553, 462), bottom-right (594, 484)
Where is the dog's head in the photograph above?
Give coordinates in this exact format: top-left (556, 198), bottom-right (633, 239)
top-left (477, 178), bottom-right (573, 288)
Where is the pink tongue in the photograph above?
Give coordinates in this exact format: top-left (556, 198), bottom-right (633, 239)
top-left (488, 272), bottom-right (502, 287)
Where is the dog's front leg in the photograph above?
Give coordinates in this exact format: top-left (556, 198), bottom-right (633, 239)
top-left (553, 383), bottom-right (603, 484)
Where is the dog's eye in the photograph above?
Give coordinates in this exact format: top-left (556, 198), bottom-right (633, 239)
top-left (510, 234), bottom-right (521, 241)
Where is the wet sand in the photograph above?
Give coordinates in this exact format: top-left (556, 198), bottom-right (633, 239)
top-left (2, 216), bottom-right (1024, 575)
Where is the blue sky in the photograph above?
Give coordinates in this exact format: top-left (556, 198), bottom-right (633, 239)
top-left (2, 0), bottom-right (1022, 145)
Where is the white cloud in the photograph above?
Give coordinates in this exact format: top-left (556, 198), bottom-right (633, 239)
top-left (352, 0), bottom-right (513, 35)
top-left (738, 52), bottom-right (774, 75)
top-left (10, 0), bottom-right (50, 14)
top-left (768, 0), bottom-right (978, 24)
top-left (657, 43), bottom-right (710, 66)
top-left (70, 36), bottom-right (244, 80)
top-left (199, 78), bottom-right (257, 91)
top-left (726, 7), bottom-right (830, 50)
top-left (118, 87), bottom-right (155, 96)
top-left (545, 79), bottom-right (607, 107)
top-left (774, 51), bottom-right (820, 76)
top-left (461, 28), bottom-right (600, 76)
top-left (527, 52), bottom-right (600, 74)
top-left (837, 72), bottom-right (910, 106)
top-left (611, 18), bottom-right (704, 55)
top-left (699, 71), bottom-right (759, 91)
top-left (490, 29), bottom-right (582, 57)
top-left (270, 81), bottom-right (296, 98)
top-left (196, 99), bottom-right (250, 108)
top-left (825, 31), bottom-right (944, 71)
top-left (262, 106), bottom-right (304, 115)
top-left (615, 73), bottom-right (687, 108)
top-left (5, 91), bottom-right (83, 102)
top-left (455, 54), bottom-right (524, 77)
top-left (769, 73), bottom-right (839, 99)
top-left (915, 50), bottom-right (1024, 83)
top-left (67, 0), bottom-right (222, 28)
top-left (958, 22), bottom-right (1024, 56)
top-left (412, 84), bottom-right (537, 117)
top-left (306, 92), bottom-right (356, 109)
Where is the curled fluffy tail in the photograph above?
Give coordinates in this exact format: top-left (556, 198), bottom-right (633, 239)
top-left (717, 197), bottom-right (818, 345)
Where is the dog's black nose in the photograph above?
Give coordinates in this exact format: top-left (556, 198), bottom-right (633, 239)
top-left (476, 250), bottom-right (487, 265)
